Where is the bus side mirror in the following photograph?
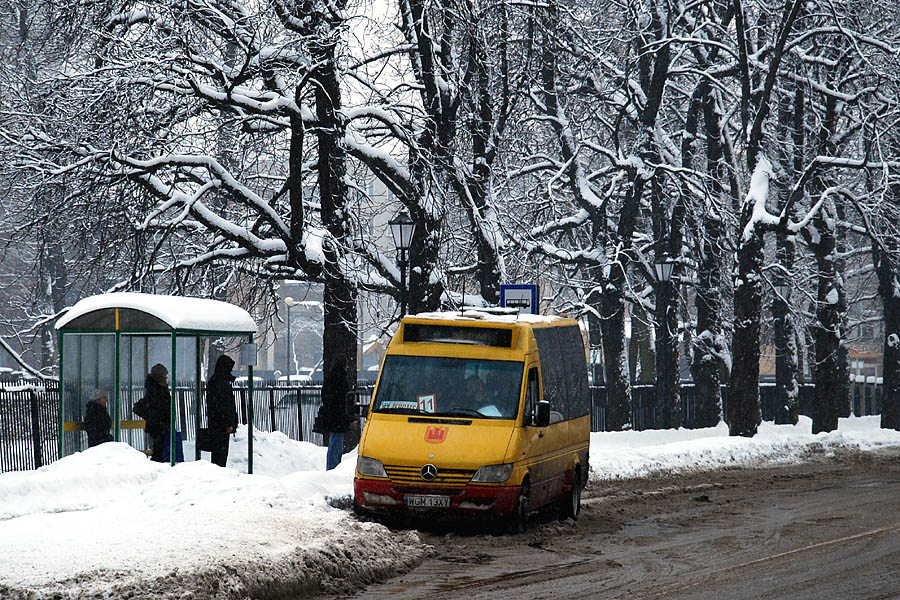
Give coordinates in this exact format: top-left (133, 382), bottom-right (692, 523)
top-left (533, 400), bottom-right (551, 428)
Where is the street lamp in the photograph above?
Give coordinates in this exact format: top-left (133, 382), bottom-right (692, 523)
top-left (654, 255), bottom-right (676, 284)
top-left (774, 277), bottom-right (791, 301)
top-left (284, 296), bottom-right (297, 381)
top-left (388, 210), bottom-right (416, 317)
top-left (655, 254), bottom-right (678, 429)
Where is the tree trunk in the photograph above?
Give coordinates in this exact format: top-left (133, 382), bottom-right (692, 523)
top-left (407, 194), bottom-right (444, 315)
top-left (806, 209), bottom-right (840, 434)
top-left (654, 279), bottom-right (681, 429)
top-left (600, 284), bottom-right (631, 431)
top-left (691, 206), bottom-right (724, 428)
top-left (772, 84), bottom-right (800, 425)
top-left (312, 38), bottom-right (358, 452)
top-left (874, 246), bottom-right (900, 430)
top-left (588, 310), bottom-right (604, 385)
top-left (629, 301), bottom-right (655, 385)
top-left (729, 230), bottom-right (763, 437)
top-left (690, 82), bottom-right (726, 428)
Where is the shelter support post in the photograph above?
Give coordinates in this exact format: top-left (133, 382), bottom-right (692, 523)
top-left (114, 330), bottom-right (121, 441)
top-left (248, 333), bottom-right (255, 475)
top-left (170, 332), bottom-right (177, 467)
top-left (195, 338), bottom-right (202, 461)
top-left (57, 330), bottom-right (64, 461)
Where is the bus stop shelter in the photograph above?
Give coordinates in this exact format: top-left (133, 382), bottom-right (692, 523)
top-left (54, 292), bottom-right (259, 471)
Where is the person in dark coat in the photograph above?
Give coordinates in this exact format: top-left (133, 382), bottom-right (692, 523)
top-left (206, 355), bottom-right (238, 467)
top-left (144, 363), bottom-right (172, 463)
top-left (322, 353), bottom-right (353, 470)
top-left (84, 388), bottom-right (113, 448)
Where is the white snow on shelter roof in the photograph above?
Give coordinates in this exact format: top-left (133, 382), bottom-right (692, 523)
top-left (55, 292), bottom-right (257, 333)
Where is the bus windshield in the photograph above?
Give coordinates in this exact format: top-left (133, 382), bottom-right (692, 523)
top-left (373, 355), bottom-right (524, 419)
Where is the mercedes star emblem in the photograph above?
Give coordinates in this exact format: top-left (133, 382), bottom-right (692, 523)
top-left (420, 463), bottom-right (438, 482)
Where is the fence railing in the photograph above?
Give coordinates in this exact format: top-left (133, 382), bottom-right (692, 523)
top-left (0, 381), bottom-right (59, 473)
top-left (0, 378), bottom-right (885, 472)
top-left (588, 380), bottom-right (882, 432)
top-left (1, 379), bottom-right (375, 473)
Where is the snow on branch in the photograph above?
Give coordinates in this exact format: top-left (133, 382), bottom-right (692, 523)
top-left (121, 153), bottom-right (290, 238)
top-left (740, 156), bottom-right (779, 241)
top-left (0, 337), bottom-right (53, 381)
top-left (134, 168), bottom-right (289, 260)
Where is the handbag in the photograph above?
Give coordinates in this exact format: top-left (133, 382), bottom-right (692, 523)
top-left (133, 397), bottom-right (149, 420)
top-left (196, 428), bottom-right (216, 452)
top-left (312, 405), bottom-right (327, 434)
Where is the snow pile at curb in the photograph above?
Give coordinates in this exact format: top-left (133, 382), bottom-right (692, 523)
top-left (588, 416), bottom-right (900, 481)
top-left (0, 436), bottom-right (425, 599)
top-left (1, 520), bottom-right (427, 600)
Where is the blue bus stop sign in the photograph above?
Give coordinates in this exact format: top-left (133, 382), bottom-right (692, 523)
top-left (500, 284), bottom-right (539, 315)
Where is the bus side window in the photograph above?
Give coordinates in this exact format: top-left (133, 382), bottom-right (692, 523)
top-left (525, 367), bottom-right (539, 425)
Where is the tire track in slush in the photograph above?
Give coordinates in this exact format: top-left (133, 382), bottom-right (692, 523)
top-left (620, 522), bottom-right (900, 600)
top-left (411, 523), bottom-right (900, 600)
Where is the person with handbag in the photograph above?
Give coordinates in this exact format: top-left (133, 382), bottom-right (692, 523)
top-left (143, 363), bottom-right (172, 463)
top-left (321, 353), bottom-right (353, 470)
top-left (206, 355), bottom-right (238, 467)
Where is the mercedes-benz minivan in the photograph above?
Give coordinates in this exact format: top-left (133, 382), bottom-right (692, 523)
top-left (353, 310), bottom-right (590, 532)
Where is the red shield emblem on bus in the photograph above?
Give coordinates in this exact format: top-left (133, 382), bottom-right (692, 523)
top-left (424, 426), bottom-right (449, 444)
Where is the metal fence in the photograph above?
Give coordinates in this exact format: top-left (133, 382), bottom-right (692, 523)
top-left (0, 379), bottom-right (376, 473)
top-left (589, 380), bottom-right (883, 432)
top-left (0, 381), bottom-right (59, 472)
top-left (0, 378), bottom-right (886, 472)
top-left (232, 382), bottom-right (376, 445)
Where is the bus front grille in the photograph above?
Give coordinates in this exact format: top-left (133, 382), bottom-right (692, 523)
top-left (385, 464), bottom-right (476, 485)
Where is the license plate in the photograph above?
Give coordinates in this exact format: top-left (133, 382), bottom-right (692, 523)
top-left (404, 494), bottom-right (450, 508)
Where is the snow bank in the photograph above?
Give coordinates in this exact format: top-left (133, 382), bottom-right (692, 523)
top-left (589, 416), bottom-right (900, 481)
top-left (0, 430), bottom-right (424, 599)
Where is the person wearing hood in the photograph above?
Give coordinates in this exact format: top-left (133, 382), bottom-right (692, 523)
top-left (144, 363), bottom-right (172, 462)
top-left (84, 388), bottom-right (114, 448)
top-left (206, 355), bottom-right (238, 467)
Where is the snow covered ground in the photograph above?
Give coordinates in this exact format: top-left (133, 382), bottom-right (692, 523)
top-left (2, 416), bottom-right (899, 599)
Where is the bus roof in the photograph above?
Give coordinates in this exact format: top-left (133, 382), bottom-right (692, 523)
top-left (410, 309), bottom-right (570, 327)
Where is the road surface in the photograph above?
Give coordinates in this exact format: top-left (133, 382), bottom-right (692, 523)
top-left (334, 448), bottom-right (900, 599)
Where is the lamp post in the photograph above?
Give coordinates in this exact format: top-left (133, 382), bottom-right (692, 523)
top-left (654, 254), bottom-right (678, 429)
top-left (284, 296), bottom-right (297, 381)
top-left (388, 210), bottom-right (416, 317)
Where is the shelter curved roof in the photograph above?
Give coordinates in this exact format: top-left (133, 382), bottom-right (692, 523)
top-left (55, 292), bottom-right (256, 334)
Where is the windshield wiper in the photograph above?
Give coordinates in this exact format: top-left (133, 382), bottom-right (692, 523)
top-left (437, 407), bottom-right (487, 418)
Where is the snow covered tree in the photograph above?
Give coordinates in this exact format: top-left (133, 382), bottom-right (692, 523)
top-left (728, 0), bottom-right (804, 437)
top-left (396, 0), bottom-right (518, 308)
top-left (0, 0), bottom-right (411, 375)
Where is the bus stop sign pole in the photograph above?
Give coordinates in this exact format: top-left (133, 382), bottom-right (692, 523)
top-left (241, 340), bottom-right (257, 474)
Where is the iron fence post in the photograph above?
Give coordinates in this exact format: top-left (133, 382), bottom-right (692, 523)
top-left (30, 389), bottom-right (43, 468)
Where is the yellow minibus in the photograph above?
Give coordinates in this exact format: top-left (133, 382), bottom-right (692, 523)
top-left (353, 309), bottom-right (590, 532)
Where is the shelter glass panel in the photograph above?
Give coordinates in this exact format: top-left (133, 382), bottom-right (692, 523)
top-left (61, 334), bottom-right (116, 458)
top-left (174, 335), bottom-right (199, 455)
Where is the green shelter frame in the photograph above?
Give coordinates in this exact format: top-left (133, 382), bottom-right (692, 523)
top-left (55, 292), bottom-right (259, 472)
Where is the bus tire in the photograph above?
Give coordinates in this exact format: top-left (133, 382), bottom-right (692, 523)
top-left (508, 479), bottom-right (530, 534)
top-left (559, 467), bottom-right (581, 521)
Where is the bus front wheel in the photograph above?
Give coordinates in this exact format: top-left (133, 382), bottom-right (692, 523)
top-left (507, 479), bottom-right (530, 534)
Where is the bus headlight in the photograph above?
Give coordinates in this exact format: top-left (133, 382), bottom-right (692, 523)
top-left (471, 463), bottom-right (513, 483)
top-left (357, 456), bottom-right (388, 478)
